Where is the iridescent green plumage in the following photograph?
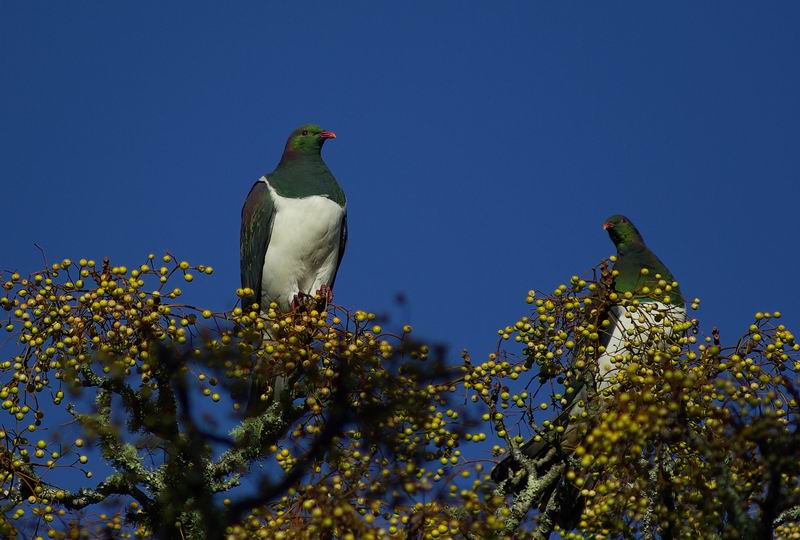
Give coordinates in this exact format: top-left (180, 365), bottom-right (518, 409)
top-left (270, 124), bottom-right (345, 205)
top-left (239, 124), bottom-right (346, 310)
top-left (492, 214), bottom-right (685, 527)
top-left (604, 214), bottom-right (684, 307)
top-left (239, 124), bottom-right (347, 416)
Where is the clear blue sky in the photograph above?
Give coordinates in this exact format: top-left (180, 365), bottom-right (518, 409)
top-left (2, 3), bottom-right (799, 369)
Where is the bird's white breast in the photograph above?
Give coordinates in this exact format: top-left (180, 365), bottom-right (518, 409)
top-left (597, 301), bottom-right (686, 391)
top-left (260, 178), bottom-right (345, 310)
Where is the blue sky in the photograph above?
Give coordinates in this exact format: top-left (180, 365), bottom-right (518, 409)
top-left (2, 3), bottom-right (799, 401)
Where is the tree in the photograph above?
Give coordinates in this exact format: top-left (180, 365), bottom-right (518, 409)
top-left (483, 264), bottom-right (800, 539)
top-left (1, 252), bottom-right (799, 539)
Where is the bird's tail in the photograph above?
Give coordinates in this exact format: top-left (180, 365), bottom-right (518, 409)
top-left (490, 436), bottom-right (551, 488)
top-left (244, 331), bottom-right (291, 416)
top-left (491, 438), bottom-right (584, 530)
top-left (244, 367), bottom-right (272, 416)
top-left (245, 364), bottom-right (291, 416)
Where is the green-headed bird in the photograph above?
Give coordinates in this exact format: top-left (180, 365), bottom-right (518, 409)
top-left (240, 124), bottom-right (347, 415)
top-left (491, 214), bottom-right (686, 527)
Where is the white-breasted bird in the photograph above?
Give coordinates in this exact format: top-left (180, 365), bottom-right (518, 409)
top-left (240, 124), bottom-right (347, 415)
top-left (492, 215), bottom-right (686, 526)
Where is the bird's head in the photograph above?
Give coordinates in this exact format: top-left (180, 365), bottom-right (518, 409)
top-left (603, 214), bottom-right (645, 249)
top-left (282, 124), bottom-right (336, 159)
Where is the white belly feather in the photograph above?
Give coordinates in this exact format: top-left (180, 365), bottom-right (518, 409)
top-left (531, 301), bottom-right (687, 455)
top-left (260, 180), bottom-right (345, 310)
top-left (597, 301), bottom-right (687, 392)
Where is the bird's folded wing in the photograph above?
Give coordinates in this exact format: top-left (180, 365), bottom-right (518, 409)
top-left (328, 212), bottom-right (348, 291)
top-left (240, 179), bottom-right (275, 310)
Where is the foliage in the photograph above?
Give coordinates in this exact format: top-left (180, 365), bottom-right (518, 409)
top-left (482, 261), bottom-right (800, 539)
top-left (1, 253), bottom-right (799, 539)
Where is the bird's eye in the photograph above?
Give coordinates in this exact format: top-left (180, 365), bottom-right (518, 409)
top-left (302, 130), bottom-right (308, 136)
top-left (620, 218), bottom-right (627, 224)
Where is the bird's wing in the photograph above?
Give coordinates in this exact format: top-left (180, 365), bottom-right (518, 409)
top-left (240, 180), bottom-right (275, 310)
top-left (491, 295), bottom-right (616, 485)
top-left (328, 212), bottom-right (348, 290)
top-left (548, 288), bottom-right (617, 422)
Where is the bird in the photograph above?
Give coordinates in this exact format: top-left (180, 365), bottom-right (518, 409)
top-left (491, 214), bottom-right (686, 525)
top-left (240, 124), bottom-right (347, 415)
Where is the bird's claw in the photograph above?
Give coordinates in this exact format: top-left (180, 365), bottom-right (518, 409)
top-left (289, 286), bottom-right (332, 314)
top-left (316, 284), bottom-right (334, 305)
top-left (289, 293), bottom-right (305, 313)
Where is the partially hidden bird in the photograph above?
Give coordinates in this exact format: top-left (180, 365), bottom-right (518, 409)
top-left (491, 214), bottom-right (686, 524)
top-left (240, 124), bottom-right (347, 415)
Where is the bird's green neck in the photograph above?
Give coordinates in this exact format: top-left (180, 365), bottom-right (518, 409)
top-left (277, 149), bottom-right (324, 169)
top-left (616, 239), bottom-right (647, 256)
top-left (612, 248), bottom-right (685, 306)
top-left (269, 155), bottom-right (346, 206)
top-left (608, 224), bottom-right (646, 255)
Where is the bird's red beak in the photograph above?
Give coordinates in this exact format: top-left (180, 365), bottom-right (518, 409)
top-left (603, 222), bottom-right (612, 230)
top-left (320, 130), bottom-right (337, 140)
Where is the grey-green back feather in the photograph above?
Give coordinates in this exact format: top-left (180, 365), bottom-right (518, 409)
top-left (329, 214), bottom-right (348, 290)
top-left (240, 181), bottom-right (274, 311)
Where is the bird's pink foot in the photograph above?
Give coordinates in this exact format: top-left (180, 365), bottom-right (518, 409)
top-left (316, 284), bottom-right (334, 305)
top-left (290, 293), bottom-right (306, 313)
